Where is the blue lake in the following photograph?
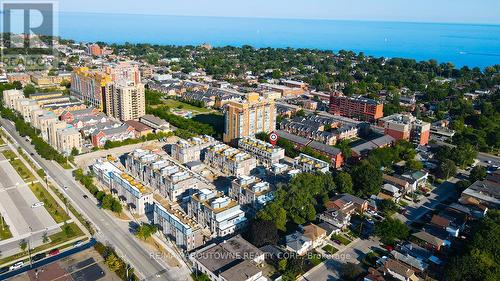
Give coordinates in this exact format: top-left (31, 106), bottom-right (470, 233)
top-left (55, 12), bottom-right (500, 68)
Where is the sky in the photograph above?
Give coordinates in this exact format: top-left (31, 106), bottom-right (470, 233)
top-left (57, 0), bottom-right (500, 24)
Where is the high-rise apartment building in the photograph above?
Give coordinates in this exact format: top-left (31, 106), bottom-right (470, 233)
top-left (70, 67), bottom-right (112, 111)
top-left (223, 92), bottom-right (276, 143)
top-left (106, 80), bottom-right (145, 121)
top-left (329, 93), bottom-right (384, 122)
top-left (71, 63), bottom-right (145, 121)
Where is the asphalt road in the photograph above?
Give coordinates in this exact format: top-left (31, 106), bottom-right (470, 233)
top-left (0, 118), bottom-right (182, 281)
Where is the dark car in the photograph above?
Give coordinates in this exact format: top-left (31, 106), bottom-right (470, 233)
top-left (83, 195), bottom-right (89, 199)
top-left (0, 267), bottom-right (9, 274)
top-left (33, 253), bottom-right (46, 261)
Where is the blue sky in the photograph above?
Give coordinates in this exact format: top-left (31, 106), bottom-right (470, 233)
top-left (58, 0), bottom-right (500, 24)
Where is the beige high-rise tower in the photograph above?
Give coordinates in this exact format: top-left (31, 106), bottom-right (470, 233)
top-left (106, 80), bottom-right (145, 121)
top-left (223, 92), bottom-right (276, 143)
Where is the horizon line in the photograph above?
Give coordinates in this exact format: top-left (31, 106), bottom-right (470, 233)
top-left (54, 10), bottom-right (500, 27)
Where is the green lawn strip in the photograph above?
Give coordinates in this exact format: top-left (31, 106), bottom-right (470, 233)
top-left (48, 183), bottom-right (94, 235)
top-left (10, 158), bottom-right (36, 182)
top-left (162, 99), bottom-right (211, 113)
top-left (322, 244), bottom-right (339, 254)
top-left (0, 137), bottom-right (4, 145)
top-left (0, 216), bottom-right (13, 240)
top-left (2, 149), bottom-right (17, 160)
top-left (331, 233), bottom-right (352, 246)
top-left (0, 223), bottom-right (84, 265)
top-left (29, 182), bottom-right (70, 223)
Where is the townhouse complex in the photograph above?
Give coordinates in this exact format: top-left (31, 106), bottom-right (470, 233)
top-left (3, 89), bottom-right (83, 155)
top-left (188, 188), bottom-right (247, 238)
top-left (170, 135), bottom-right (218, 164)
top-left (204, 143), bottom-right (257, 177)
top-left (229, 176), bottom-right (274, 215)
top-left (237, 136), bottom-right (285, 167)
top-left (280, 112), bottom-right (369, 145)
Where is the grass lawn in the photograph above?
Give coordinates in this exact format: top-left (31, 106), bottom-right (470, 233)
top-left (308, 253), bottom-right (325, 267)
top-left (2, 149), bottom-right (17, 160)
top-left (10, 158), bottom-right (36, 182)
top-left (161, 99), bottom-right (212, 114)
top-left (0, 137), bottom-right (4, 145)
top-left (0, 216), bottom-right (13, 240)
top-left (0, 222), bottom-right (84, 265)
top-left (29, 182), bottom-right (70, 223)
top-left (331, 234), bottom-right (352, 246)
top-left (49, 223), bottom-right (84, 244)
top-left (322, 244), bottom-right (339, 255)
top-left (48, 184), bottom-right (93, 235)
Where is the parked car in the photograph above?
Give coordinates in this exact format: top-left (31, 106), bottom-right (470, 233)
top-left (83, 195), bottom-right (88, 199)
top-left (49, 249), bottom-right (60, 256)
top-left (73, 241), bottom-right (84, 248)
top-left (33, 253), bottom-right (46, 261)
top-left (31, 202), bottom-right (45, 208)
top-left (64, 186), bottom-right (69, 190)
top-left (9, 262), bottom-right (23, 271)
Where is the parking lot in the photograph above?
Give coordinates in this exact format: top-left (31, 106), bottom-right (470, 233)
top-left (0, 157), bottom-right (60, 257)
top-left (8, 247), bottom-right (120, 281)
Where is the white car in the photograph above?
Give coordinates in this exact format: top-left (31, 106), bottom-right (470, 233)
top-left (9, 261), bottom-right (23, 271)
top-left (31, 202), bottom-right (45, 208)
top-left (64, 186), bottom-right (69, 190)
top-left (73, 241), bottom-right (84, 248)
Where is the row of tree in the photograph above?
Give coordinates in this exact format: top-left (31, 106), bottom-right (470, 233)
top-left (73, 169), bottom-right (122, 213)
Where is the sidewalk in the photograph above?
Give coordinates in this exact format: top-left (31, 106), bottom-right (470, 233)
top-left (5, 139), bottom-right (91, 239)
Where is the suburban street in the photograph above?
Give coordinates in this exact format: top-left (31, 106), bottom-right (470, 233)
top-left (300, 237), bottom-right (383, 281)
top-left (395, 177), bottom-right (459, 224)
top-left (0, 117), bottom-right (187, 281)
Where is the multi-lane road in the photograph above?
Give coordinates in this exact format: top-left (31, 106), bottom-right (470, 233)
top-left (0, 117), bottom-right (185, 281)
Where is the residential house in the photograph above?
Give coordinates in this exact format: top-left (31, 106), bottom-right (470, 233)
top-left (285, 231), bottom-right (313, 256)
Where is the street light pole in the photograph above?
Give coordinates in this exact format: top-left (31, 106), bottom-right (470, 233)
top-left (28, 226), bottom-right (33, 267)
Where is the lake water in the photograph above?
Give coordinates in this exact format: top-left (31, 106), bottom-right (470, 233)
top-left (55, 12), bottom-right (500, 68)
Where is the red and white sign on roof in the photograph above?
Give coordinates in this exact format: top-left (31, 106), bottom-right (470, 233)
top-left (269, 131), bottom-right (279, 146)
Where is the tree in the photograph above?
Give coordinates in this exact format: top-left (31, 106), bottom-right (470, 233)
top-left (23, 84), bottom-right (36, 97)
top-left (247, 219), bottom-right (279, 247)
top-left (340, 262), bottom-right (364, 281)
top-left (438, 159), bottom-right (457, 179)
top-left (444, 210), bottom-right (500, 281)
top-left (257, 201), bottom-right (287, 231)
top-left (378, 199), bottom-right (399, 216)
top-left (336, 140), bottom-right (352, 161)
top-left (105, 253), bottom-right (123, 272)
top-left (192, 273), bottom-right (211, 281)
top-left (469, 166), bottom-right (487, 182)
top-left (405, 159), bottom-right (423, 172)
top-left (374, 218), bottom-right (409, 245)
top-left (19, 239), bottom-right (27, 252)
top-left (278, 259), bottom-right (287, 272)
top-left (335, 172), bottom-right (353, 194)
top-left (71, 147), bottom-right (79, 156)
top-left (350, 161), bottom-right (383, 196)
top-left (101, 194), bottom-right (114, 210)
top-left (135, 223), bottom-right (158, 240)
top-left (42, 232), bottom-right (49, 243)
top-left (111, 199), bottom-right (122, 213)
